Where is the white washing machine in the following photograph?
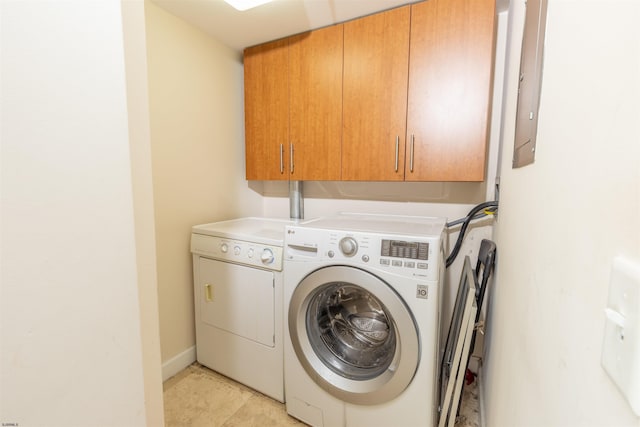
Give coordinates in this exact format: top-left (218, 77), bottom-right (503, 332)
top-left (191, 217), bottom-right (293, 402)
top-left (283, 213), bottom-right (447, 427)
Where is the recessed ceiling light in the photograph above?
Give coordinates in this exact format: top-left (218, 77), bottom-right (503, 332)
top-left (223, 0), bottom-right (273, 11)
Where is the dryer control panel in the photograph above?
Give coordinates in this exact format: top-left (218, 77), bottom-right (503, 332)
top-left (191, 233), bottom-right (284, 271)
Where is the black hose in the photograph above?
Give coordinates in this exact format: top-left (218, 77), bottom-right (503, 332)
top-left (445, 201), bottom-right (498, 268)
top-left (446, 212), bottom-right (489, 228)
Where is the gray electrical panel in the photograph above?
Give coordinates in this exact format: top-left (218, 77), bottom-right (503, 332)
top-left (513, 0), bottom-right (548, 168)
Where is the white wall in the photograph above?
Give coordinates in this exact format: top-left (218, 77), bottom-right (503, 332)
top-left (121, 1), bottom-right (165, 424)
top-left (484, 1), bottom-right (640, 426)
top-left (1, 1), bottom-right (162, 425)
top-left (144, 2), bottom-right (263, 375)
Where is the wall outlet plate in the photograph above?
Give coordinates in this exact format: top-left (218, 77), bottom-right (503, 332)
top-left (601, 256), bottom-right (640, 417)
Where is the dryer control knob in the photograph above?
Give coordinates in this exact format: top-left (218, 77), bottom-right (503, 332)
top-left (339, 237), bottom-right (358, 257)
top-left (261, 248), bottom-right (275, 265)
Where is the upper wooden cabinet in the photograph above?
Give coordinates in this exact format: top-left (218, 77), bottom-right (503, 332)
top-left (289, 25), bottom-right (343, 181)
top-left (244, 0), bottom-right (496, 182)
top-left (244, 26), bottom-right (343, 181)
top-left (244, 38), bottom-right (289, 181)
top-left (406, 0), bottom-right (496, 181)
top-left (342, 6), bottom-right (411, 181)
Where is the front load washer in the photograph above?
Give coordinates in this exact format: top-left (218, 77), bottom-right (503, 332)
top-left (191, 217), bottom-right (292, 402)
top-left (283, 213), bottom-right (447, 427)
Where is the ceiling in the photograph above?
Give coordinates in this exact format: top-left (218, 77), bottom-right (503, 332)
top-left (151, 0), bottom-right (508, 53)
top-left (150, 0), bottom-right (417, 52)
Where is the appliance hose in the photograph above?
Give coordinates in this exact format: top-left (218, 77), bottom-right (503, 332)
top-left (445, 201), bottom-right (498, 268)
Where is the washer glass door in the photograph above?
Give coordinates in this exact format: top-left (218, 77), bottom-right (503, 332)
top-left (289, 265), bottom-right (419, 405)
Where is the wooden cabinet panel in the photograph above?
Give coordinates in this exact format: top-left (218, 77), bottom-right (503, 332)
top-left (342, 6), bottom-right (410, 181)
top-left (406, 0), bottom-right (496, 181)
top-left (289, 25), bottom-right (343, 181)
top-left (244, 39), bottom-right (289, 180)
top-left (244, 0), bottom-right (496, 183)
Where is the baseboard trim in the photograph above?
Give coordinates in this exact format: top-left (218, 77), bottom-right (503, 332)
top-left (478, 361), bottom-right (487, 427)
top-left (162, 345), bottom-right (196, 382)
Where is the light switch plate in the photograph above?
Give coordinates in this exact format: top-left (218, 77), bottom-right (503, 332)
top-left (601, 256), bottom-right (640, 417)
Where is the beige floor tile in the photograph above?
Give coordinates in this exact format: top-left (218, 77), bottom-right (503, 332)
top-left (164, 365), bottom-right (255, 427)
top-left (221, 394), bottom-right (306, 427)
top-left (164, 363), bottom-right (480, 427)
top-left (455, 380), bottom-right (480, 427)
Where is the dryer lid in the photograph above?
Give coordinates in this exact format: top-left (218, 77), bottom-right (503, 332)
top-left (192, 217), bottom-right (293, 246)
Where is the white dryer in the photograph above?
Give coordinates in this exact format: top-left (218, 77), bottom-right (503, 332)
top-left (191, 217), bottom-right (292, 402)
top-left (283, 213), bottom-right (447, 427)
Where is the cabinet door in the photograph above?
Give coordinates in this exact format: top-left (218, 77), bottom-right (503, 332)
top-left (289, 25), bottom-right (343, 181)
top-left (342, 6), bottom-right (410, 181)
top-left (244, 38), bottom-right (289, 180)
top-left (406, 0), bottom-right (496, 181)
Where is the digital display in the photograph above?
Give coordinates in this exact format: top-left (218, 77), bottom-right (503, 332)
top-left (381, 240), bottom-right (428, 260)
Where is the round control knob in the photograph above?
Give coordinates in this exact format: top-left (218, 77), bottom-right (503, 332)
top-left (362, 254), bottom-right (370, 263)
top-left (339, 237), bottom-right (358, 257)
top-left (261, 248), bottom-right (275, 265)
top-left (220, 243), bottom-right (228, 253)
top-left (247, 248), bottom-right (254, 258)
top-left (234, 246), bottom-right (241, 255)
top-left (328, 250), bottom-right (335, 258)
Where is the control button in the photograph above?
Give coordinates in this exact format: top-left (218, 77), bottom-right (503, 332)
top-left (380, 259), bottom-right (390, 266)
top-left (417, 263), bottom-right (428, 270)
top-left (261, 248), bottom-right (274, 265)
top-left (328, 250), bottom-right (335, 258)
top-left (418, 243), bottom-right (429, 260)
top-left (220, 243), bottom-right (228, 253)
top-left (339, 237), bottom-right (358, 257)
top-left (392, 260), bottom-right (403, 267)
top-left (404, 261), bottom-right (415, 268)
top-left (247, 248), bottom-right (254, 258)
top-left (362, 254), bottom-right (370, 263)
top-left (234, 246), bottom-right (241, 255)
top-left (381, 240), bottom-right (391, 256)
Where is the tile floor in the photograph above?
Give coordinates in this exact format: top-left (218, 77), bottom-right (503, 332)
top-left (163, 363), bottom-right (480, 427)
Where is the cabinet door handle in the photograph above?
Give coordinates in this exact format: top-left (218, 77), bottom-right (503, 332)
top-left (395, 136), bottom-right (399, 172)
top-left (410, 134), bottom-right (415, 173)
top-left (204, 284), bottom-right (213, 302)
top-left (290, 143), bottom-right (294, 174)
top-left (279, 144), bottom-right (284, 174)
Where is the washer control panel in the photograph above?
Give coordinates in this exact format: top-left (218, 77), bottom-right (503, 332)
top-left (191, 233), bottom-right (284, 271)
top-left (381, 239), bottom-right (429, 260)
top-left (339, 237), bottom-right (358, 257)
top-left (378, 239), bottom-right (430, 271)
top-left (285, 226), bottom-right (442, 281)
